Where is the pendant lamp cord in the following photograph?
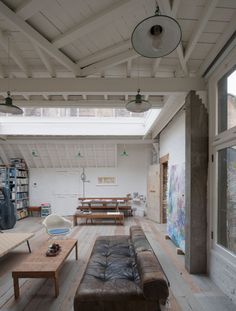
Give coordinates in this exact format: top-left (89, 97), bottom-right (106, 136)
top-left (7, 35), bottom-right (10, 94)
top-left (154, 1), bottom-right (160, 15)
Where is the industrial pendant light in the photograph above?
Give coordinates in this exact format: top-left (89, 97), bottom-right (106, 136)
top-left (126, 57), bottom-right (151, 113)
top-left (77, 151), bottom-right (83, 158)
top-left (32, 150), bottom-right (39, 157)
top-left (126, 88), bottom-right (151, 113)
top-left (121, 144), bottom-right (128, 156)
top-left (131, 5), bottom-right (182, 58)
top-left (0, 35), bottom-right (23, 115)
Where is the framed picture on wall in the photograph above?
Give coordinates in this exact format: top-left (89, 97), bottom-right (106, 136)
top-left (97, 176), bottom-right (117, 186)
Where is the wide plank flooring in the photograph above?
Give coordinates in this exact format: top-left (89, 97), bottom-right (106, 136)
top-left (0, 216), bottom-right (235, 311)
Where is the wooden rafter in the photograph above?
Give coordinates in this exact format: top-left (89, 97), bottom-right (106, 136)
top-left (52, 0), bottom-right (135, 48)
top-left (0, 1), bottom-right (78, 75)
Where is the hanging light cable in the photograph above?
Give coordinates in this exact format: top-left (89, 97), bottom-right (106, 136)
top-left (0, 34), bottom-right (23, 114)
top-left (126, 58), bottom-right (151, 113)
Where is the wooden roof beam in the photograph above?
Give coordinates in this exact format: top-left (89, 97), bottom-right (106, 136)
top-left (0, 1), bottom-right (78, 75)
top-left (158, 0), bottom-right (188, 76)
top-left (7, 99), bottom-right (164, 109)
top-left (15, 0), bottom-right (49, 20)
top-left (78, 40), bottom-right (131, 68)
top-left (81, 49), bottom-right (138, 76)
top-left (0, 77), bottom-right (206, 93)
top-left (33, 44), bottom-right (56, 77)
top-left (0, 31), bottom-right (30, 77)
top-left (151, 59), bottom-right (161, 77)
top-left (53, 0), bottom-right (135, 48)
top-left (184, 0), bottom-right (218, 63)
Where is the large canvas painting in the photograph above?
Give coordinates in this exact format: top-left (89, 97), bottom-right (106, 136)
top-left (167, 163), bottom-right (185, 252)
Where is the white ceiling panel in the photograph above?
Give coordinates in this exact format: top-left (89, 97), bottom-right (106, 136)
top-left (0, 142), bottom-right (118, 168)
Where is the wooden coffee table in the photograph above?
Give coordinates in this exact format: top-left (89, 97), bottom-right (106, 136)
top-left (12, 239), bottom-right (78, 299)
top-left (0, 233), bottom-right (33, 258)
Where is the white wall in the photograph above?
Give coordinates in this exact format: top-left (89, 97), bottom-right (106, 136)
top-left (29, 144), bottom-right (151, 215)
top-left (159, 110), bottom-right (185, 165)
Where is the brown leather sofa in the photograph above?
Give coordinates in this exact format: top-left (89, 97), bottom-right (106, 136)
top-left (74, 226), bottom-right (169, 311)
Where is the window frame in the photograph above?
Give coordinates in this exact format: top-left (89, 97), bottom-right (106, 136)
top-left (208, 47), bottom-right (236, 262)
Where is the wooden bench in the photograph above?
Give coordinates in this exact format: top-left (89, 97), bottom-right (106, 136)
top-left (77, 205), bottom-right (133, 216)
top-left (73, 212), bottom-right (124, 226)
top-left (79, 197), bottom-right (130, 202)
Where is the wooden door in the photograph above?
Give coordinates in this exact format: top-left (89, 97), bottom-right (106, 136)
top-left (147, 164), bottom-right (161, 223)
top-left (160, 155), bottom-right (169, 224)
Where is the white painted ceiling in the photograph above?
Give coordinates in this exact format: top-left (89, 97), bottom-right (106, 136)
top-left (0, 0), bottom-right (235, 167)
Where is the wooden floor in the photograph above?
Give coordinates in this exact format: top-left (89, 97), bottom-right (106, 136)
top-left (0, 216), bottom-right (235, 311)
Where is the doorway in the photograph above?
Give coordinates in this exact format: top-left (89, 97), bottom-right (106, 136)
top-left (160, 155), bottom-right (169, 223)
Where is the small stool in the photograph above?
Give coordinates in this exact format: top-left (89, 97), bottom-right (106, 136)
top-left (28, 206), bottom-right (41, 217)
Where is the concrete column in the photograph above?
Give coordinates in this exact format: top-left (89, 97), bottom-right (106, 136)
top-left (185, 91), bottom-right (208, 274)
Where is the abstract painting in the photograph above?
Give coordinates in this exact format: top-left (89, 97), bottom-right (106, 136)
top-left (167, 163), bottom-right (185, 252)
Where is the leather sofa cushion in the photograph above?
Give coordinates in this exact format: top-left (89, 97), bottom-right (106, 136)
top-left (137, 250), bottom-right (169, 301)
top-left (75, 236), bottom-right (142, 302)
top-left (130, 226), bottom-right (152, 253)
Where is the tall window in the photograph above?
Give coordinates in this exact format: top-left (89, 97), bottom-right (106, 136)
top-left (218, 67), bottom-right (236, 133)
top-left (218, 147), bottom-right (236, 253)
top-left (217, 66), bottom-right (236, 255)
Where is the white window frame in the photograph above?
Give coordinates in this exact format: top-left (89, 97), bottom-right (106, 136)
top-left (208, 46), bottom-right (236, 264)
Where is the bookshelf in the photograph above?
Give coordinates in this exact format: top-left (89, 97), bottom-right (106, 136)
top-left (0, 159), bottom-right (29, 220)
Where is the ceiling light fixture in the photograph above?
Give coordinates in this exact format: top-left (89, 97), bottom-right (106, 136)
top-left (77, 151), bottom-right (83, 158)
top-left (121, 145), bottom-right (128, 157)
top-left (131, 5), bottom-right (182, 58)
top-left (0, 34), bottom-right (23, 114)
top-left (126, 88), bottom-right (151, 113)
top-left (32, 150), bottom-right (39, 157)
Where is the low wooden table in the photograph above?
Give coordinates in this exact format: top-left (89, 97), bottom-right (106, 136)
top-left (73, 212), bottom-right (124, 225)
top-left (12, 239), bottom-right (78, 299)
top-left (0, 233), bottom-right (33, 258)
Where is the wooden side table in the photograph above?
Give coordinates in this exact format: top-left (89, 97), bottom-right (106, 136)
top-left (28, 206), bottom-right (41, 216)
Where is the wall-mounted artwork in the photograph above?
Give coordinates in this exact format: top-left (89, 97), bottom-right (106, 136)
top-left (167, 163), bottom-right (185, 252)
top-left (97, 176), bottom-right (116, 186)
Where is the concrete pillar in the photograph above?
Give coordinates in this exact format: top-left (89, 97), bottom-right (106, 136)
top-left (185, 91), bottom-right (208, 274)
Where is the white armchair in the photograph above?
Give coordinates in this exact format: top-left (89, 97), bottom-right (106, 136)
top-left (42, 214), bottom-right (73, 238)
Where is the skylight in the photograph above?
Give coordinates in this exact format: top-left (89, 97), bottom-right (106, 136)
top-left (0, 108), bottom-right (161, 137)
top-left (0, 108), bottom-right (147, 118)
